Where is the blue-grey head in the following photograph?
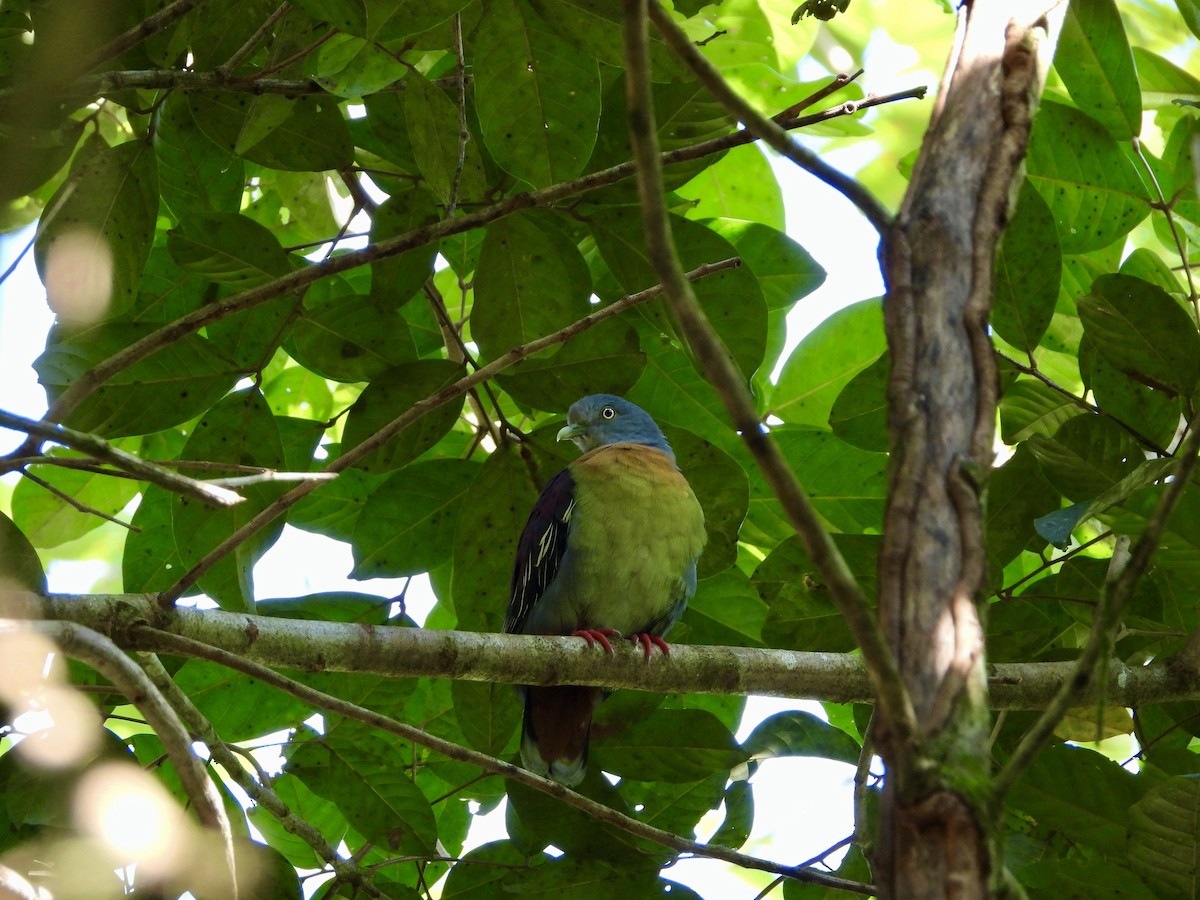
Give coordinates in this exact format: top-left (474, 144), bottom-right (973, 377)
top-left (556, 394), bottom-right (674, 460)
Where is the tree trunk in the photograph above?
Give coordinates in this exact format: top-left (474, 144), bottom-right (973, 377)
top-left (876, 2), bottom-right (1064, 896)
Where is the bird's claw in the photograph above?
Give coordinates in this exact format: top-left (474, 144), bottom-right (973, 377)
top-left (630, 633), bottom-right (670, 659)
top-left (572, 628), bottom-right (619, 654)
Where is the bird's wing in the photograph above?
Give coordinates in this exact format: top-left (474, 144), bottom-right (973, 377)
top-left (505, 466), bottom-right (576, 634)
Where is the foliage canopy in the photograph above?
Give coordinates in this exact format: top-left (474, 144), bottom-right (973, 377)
top-left (1, 0), bottom-right (1200, 897)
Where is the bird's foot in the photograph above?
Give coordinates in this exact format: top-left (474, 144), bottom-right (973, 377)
top-left (630, 633), bottom-right (670, 659)
top-left (572, 628), bottom-right (620, 654)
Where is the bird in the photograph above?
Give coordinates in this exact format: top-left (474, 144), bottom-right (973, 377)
top-left (505, 394), bottom-right (706, 786)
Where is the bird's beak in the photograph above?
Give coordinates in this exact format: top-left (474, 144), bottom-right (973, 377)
top-left (557, 422), bottom-right (587, 443)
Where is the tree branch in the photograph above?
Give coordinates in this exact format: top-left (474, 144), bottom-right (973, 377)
top-left (12, 619), bottom-right (237, 899)
top-left (135, 652), bottom-right (384, 899)
top-left (647, 0), bottom-right (896, 238)
top-left (25, 593), bottom-right (1200, 710)
top-left (157, 257), bottom-right (741, 604)
top-left (9, 89), bottom-right (920, 445)
top-left (0, 409), bottom-right (245, 506)
top-left (84, 0), bottom-right (207, 72)
top-left (622, 0), bottom-right (918, 748)
top-left (132, 626), bottom-right (877, 895)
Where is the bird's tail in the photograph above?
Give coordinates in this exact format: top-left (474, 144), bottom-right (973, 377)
top-left (521, 685), bottom-right (602, 787)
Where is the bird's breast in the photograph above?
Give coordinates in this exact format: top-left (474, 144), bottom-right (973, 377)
top-left (564, 444), bottom-right (706, 633)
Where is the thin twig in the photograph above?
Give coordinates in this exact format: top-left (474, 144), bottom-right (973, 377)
top-left (0, 409), bottom-right (244, 507)
top-left (623, 0), bottom-right (917, 747)
top-left (995, 530), bottom-right (1112, 600)
top-left (10, 620), bottom-right (237, 898)
top-left (772, 68), bottom-right (864, 120)
top-left (0, 233), bottom-right (34, 288)
top-left (19, 469), bottom-right (138, 531)
top-left (84, 0), bottom-right (206, 72)
top-left (647, 0), bottom-right (897, 238)
top-left (1131, 136), bottom-right (1198, 326)
top-left (446, 13), bottom-right (469, 218)
top-left (205, 471), bottom-right (337, 488)
top-left (993, 421), bottom-right (1200, 802)
top-left (137, 627), bottom-right (876, 895)
top-left (157, 256), bottom-right (741, 603)
top-left (134, 651), bottom-right (384, 898)
top-left (248, 28), bottom-right (336, 82)
top-left (218, 2), bottom-right (291, 76)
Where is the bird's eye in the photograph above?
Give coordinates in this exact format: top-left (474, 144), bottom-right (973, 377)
top-left (601, 406), bottom-right (616, 420)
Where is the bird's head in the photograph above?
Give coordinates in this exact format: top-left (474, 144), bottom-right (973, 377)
top-left (556, 394), bottom-right (674, 460)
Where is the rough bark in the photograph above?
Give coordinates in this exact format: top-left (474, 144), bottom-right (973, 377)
top-left (877, 2), bottom-right (1064, 897)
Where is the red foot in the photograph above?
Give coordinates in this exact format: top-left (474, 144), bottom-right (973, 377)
top-left (572, 628), bottom-right (619, 654)
top-left (630, 633), bottom-right (670, 659)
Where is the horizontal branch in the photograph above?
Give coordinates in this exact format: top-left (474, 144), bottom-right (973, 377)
top-left (25, 593), bottom-right (1200, 710)
top-left (0, 408), bottom-right (244, 507)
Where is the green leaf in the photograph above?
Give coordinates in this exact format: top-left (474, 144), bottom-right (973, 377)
top-left (450, 441), bottom-right (565, 630)
top-left (755, 534), bottom-right (879, 652)
top-left (403, 73), bottom-right (487, 205)
top-left (168, 211), bottom-right (293, 287)
top-left (985, 445), bottom-right (1059, 574)
top-left (289, 467), bottom-right (388, 543)
top-left (0, 511), bottom-right (46, 591)
top-left (993, 180), bottom-right (1061, 351)
top-left (528, 0), bottom-right (687, 82)
top-left (365, 0), bottom-right (469, 41)
top-left (998, 379), bottom-right (1085, 444)
top-left (703, 218), bottom-right (826, 312)
top-left (1055, 0), bottom-right (1141, 139)
top-left (189, 90), bottom-right (353, 172)
top-left (289, 293), bottom-right (417, 383)
top-left (311, 34), bottom-right (408, 97)
top-left (1128, 777), bottom-right (1200, 900)
top-left (1035, 456), bottom-right (1177, 548)
top-left (772, 299), bottom-right (885, 425)
top-left (591, 709), bottom-right (747, 782)
top-left (340, 360), bottom-right (465, 474)
top-left (1078, 273), bottom-right (1200, 396)
top-left (681, 144), bottom-right (785, 230)
top-left (451, 680), bottom-right (521, 756)
top-left (1027, 412), bottom-right (1142, 508)
top-left (473, 212), bottom-right (592, 360)
top-left (1080, 335), bottom-right (1181, 450)
top-left (829, 352), bottom-right (888, 452)
top-left (123, 484), bottom-right (193, 595)
top-left (1026, 100), bottom-right (1149, 253)
top-left (1008, 744), bottom-right (1144, 855)
top-left (748, 428), bottom-right (887, 539)
top-left (1133, 47), bottom-right (1200, 110)
top-left (742, 710), bottom-right (861, 765)
top-left (154, 93), bottom-right (244, 216)
top-left (34, 324), bottom-right (238, 438)
top-left (666, 427), bottom-right (748, 578)
top-left (496, 317), bottom-right (646, 413)
top-left (1017, 860), bottom-right (1155, 900)
top-left (171, 389), bottom-right (287, 611)
top-left (591, 208), bottom-right (767, 378)
top-left (292, 0), bottom-right (367, 36)
top-left (351, 459), bottom-right (481, 577)
top-left (473, 0), bottom-right (601, 188)
top-left (175, 658), bottom-right (309, 740)
top-left (681, 569), bottom-right (766, 648)
top-left (11, 451), bottom-right (140, 548)
top-left (622, 771), bottom-right (727, 839)
top-left (369, 187), bottom-right (442, 303)
top-left (709, 780), bottom-right (754, 849)
top-left (287, 726), bottom-right (437, 855)
top-left (34, 139), bottom-right (158, 320)
top-left (247, 774), bottom-right (349, 868)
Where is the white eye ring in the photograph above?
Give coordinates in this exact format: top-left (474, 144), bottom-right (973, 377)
top-left (601, 406), bottom-right (616, 420)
